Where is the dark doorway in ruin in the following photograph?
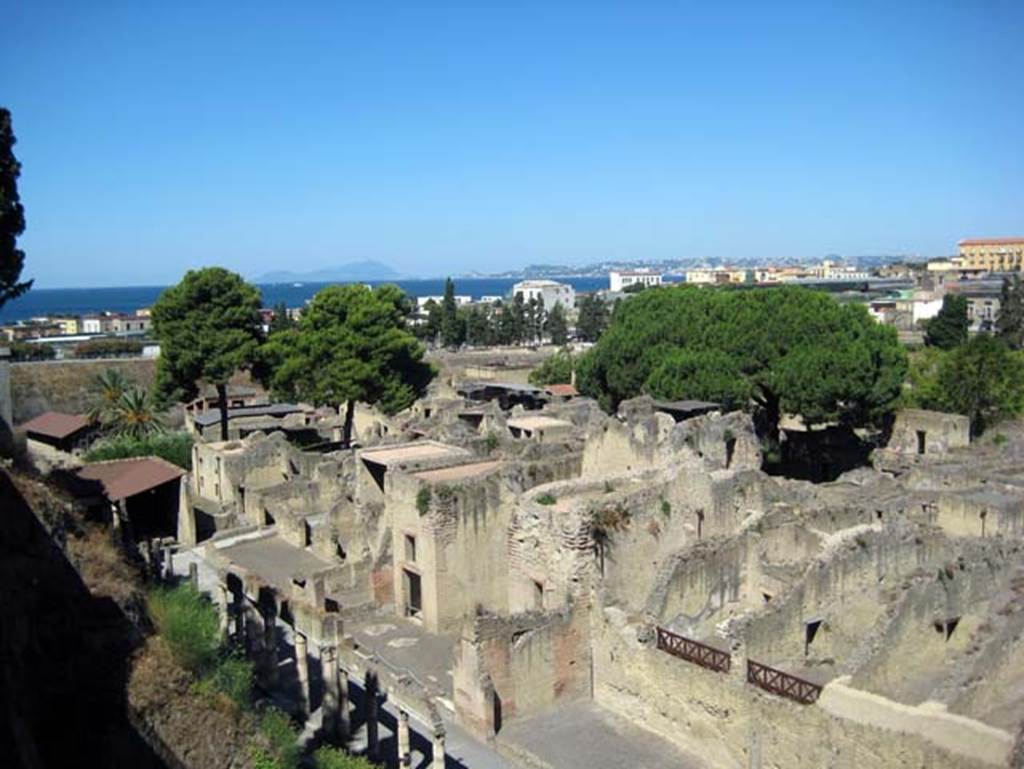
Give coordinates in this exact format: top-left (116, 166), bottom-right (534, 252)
top-left (696, 509), bottom-right (705, 540)
top-left (805, 619), bottom-right (823, 656)
top-left (492, 689), bottom-right (503, 735)
top-left (303, 520), bottom-right (313, 547)
top-left (404, 568), bottom-right (422, 619)
top-left (725, 436), bottom-right (737, 468)
top-left (916, 430), bottom-right (927, 455)
top-left (532, 580), bottom-right (544, 611)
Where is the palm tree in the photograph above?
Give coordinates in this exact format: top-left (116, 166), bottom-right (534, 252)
top-left (590, 504), bottom-right (631, 576)
top-left (107, 387), bottom-right (165, 439)
top-left (87, 368), bottom-right (130, 424)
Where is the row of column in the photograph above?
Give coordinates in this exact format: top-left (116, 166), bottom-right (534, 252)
top-left (216, 581), bottom-right (445, 767)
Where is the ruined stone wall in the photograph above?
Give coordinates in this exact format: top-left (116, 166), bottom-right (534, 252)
top-left (580, 412), bottom-right (674, 479)
top-left (935, 489), bottom-right (1024, 538)
top-left (739, 524), bottom-right (954, 672)
top-left (846, 552), bottom-right (1005, 705)
top-left (388, 469), bottom-right (511, 632)
top-left (591, 608), bottom-right (1003, 769)
top-left (455, 608), bottom-right (592, 736)
top-left (888, 409), bottom-right (971, 456)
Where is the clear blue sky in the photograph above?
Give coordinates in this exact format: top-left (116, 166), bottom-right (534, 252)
top-left (3, 1), bottom-right (1023, 288)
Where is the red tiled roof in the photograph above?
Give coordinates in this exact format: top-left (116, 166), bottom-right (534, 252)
top-left (958, 238), bottom-right (1024, 246)
top-left (21, 411), bottom-right (91, 440)
top-left (76, 457), bottom-right (185, 501)
top-left (545, 384), bottom-right (579, 397)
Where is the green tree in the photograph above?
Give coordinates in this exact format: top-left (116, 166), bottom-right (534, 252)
top-left (525, 296), bottom-right (546, 344)
top-left (545, 302), bottom-right (568, 345)
top-left (577, 285), bottom-right (906, 440)
top-left (644, 349), bottom-right (750, 410)
top-left (576, 294), bottom-right (609, 343)
top-left (996, 275), bottom-right (1024, 349)
top-left (529, 349), bottom-right (575, 386)
top-left (924, 294), bottom-right (969, 349)
top-left (412, 298), bottom-right (443, 344)
top-left (269, 301), bottom-right (294, 334)
top-left (9, 340), bottom-right (54, 361)
top-left (440, 277), bottom-right (465, 348)
top-left (152, 268), bottom-right (263, 441)
top-left (498, 295), bottom-right (527, 345)
top-left (464, 305), bottom-right (495, 347)
top-left (913, 335), bottom-right (1024, 434)
top-left (0, 108), bottom-right (31, 310)
top-left (266, 284), bottom-right (434, 445)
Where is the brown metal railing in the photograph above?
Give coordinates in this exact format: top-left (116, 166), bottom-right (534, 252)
top-left (655, 626), bottom-right (731, 673)
top-left (746, 660), bottom-right (822, 704)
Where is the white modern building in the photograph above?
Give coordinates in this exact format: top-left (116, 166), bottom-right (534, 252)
top-left (512, 280), bottom-right (575, 309)
top-left (416, 295), bottom-right (472, 309)
top-left (609, 270), bottom-right (663, 292)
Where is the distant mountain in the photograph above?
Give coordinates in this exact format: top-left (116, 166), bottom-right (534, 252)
top-left (255, 260), bottom-right (399, 284)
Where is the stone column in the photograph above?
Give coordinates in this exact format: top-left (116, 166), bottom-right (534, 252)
top-left (261, 603), bottom-right (278, 686)
top-left (217, 583), bottom-right (231, 641)
top-left (337, 667), bottom-right (350, 740)
top-left (321, 645), bottom-right (340, 739)
top-left (432, 730), bottom-right (446, 769)
top-left (245, 603), bottom-right (262, 658)
top-left (365, 672), bottom-right (379, 761)
top-left (164, 546), bottom-right (175, 582)
top-left (294, 633), bottom-right (310, 716)
top-left (397, 709), bottom-right (411, 767)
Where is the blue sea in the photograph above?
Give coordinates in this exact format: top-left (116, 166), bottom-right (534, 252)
top-left (0, 277), bottom-right (611, 322)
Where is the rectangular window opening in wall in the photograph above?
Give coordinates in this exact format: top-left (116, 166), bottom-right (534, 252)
top-left (405, 533), bottom-right (417, 563)
top-left (916, 430), bottom-right (927, 455)
top-left (303, 520), bottom-right (312, 548)
top-left (532, 580), bottom-right (544, 611)
top-left (403, 568), bottom-right (422, 619)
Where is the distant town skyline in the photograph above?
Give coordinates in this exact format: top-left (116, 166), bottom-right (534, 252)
top-left (3, 2), bottom-right (1023, 288)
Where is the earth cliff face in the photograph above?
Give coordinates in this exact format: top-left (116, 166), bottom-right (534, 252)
top-left (0, 469), bottom-right (163, 769)
top-left (0, 469), bottom-right (264, 769)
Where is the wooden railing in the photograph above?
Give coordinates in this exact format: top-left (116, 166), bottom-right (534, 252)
top-left (746, 660), bottom-right (822, 704)
top-left (655, 626), bottom-right (731, 673)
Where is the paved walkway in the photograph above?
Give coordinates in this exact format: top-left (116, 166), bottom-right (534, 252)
top-left (498, 701), bottom-right (706, 769)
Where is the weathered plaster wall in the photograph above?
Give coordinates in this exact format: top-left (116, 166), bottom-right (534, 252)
top-left (591, 608), bottom-right (1003, 769)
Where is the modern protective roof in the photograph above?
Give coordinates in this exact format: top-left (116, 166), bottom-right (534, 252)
top-left (76, 456), bottom-right (185, 501)
top-left (192, 403), bottom-right (303, 427)
top-left (21, 411), bottom-right (92, 440)
top-left (412, 460), bottom-right (504, 483)
top-left (359, 440), bottom-right (466, 466)
top-left (507, 415), bottom-right (573, 431)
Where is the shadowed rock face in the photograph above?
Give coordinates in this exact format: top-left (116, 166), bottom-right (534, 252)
top-left (0, 470), bottom-right (164, 769)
